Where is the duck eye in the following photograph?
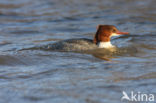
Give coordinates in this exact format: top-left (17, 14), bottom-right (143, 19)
top-left (112, 29), bottom-right (116, 33)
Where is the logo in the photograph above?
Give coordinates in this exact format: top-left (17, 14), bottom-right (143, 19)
top-left (121, 91), bottom-right (155, 102)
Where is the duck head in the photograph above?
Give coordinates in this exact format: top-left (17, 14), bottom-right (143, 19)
top-left (94, 25), bottom-right (129, 48)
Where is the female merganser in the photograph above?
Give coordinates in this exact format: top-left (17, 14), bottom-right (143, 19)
top-left (45, 25), bottom-right (129, 51)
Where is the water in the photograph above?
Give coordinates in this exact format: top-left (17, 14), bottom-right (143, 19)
top-left (0, 0), bottom-right (156, 103)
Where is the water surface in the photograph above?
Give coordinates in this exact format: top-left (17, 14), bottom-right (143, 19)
top-left (0, 0), bottom-right (156, 103)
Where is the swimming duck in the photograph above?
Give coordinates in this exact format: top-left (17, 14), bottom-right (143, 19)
top-left (46, 25), bottom-right (129, 51)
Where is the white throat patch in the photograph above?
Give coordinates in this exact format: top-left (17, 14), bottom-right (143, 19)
top-left (97, 42), bottom-right (115, 48)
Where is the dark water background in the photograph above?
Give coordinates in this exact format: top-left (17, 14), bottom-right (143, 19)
top-left (0, 0), bottom-right (156, 103)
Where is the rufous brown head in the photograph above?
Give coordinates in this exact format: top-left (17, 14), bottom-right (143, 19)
top-left (93, 25), bottom-right (129, 44)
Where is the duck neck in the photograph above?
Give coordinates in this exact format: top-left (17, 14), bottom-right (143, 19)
top-left (97, 41), bottom-right (115, 48)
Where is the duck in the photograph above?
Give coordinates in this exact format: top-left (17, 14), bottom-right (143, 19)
top-left (45, 25), bottom-right (129, 51)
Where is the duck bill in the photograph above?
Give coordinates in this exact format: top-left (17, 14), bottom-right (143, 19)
top-left (116, 31), bottom-right (129, 35)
